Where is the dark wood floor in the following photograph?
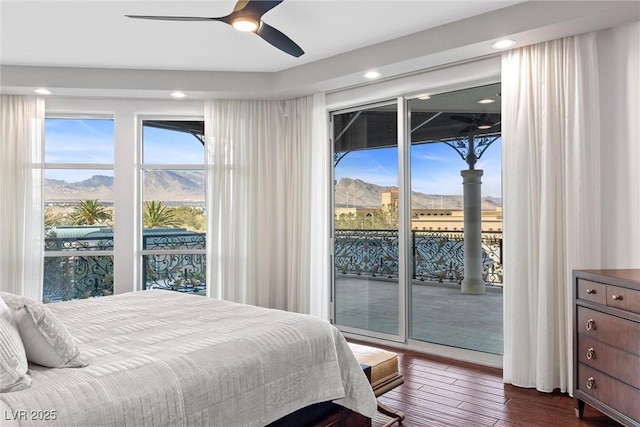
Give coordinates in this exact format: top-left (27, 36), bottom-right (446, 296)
top-left (357, 342), bottom-right (623, 427)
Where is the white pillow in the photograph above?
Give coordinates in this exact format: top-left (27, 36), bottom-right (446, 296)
top-left (0, 292), bottom-right (87, 369)
top-left (0, 296), bottom-right (31, 392)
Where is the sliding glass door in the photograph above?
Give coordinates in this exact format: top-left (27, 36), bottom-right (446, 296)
top-left (331, 84), bottom-right (503, 356)
top-left (332, 102), bottom-right (400, 338)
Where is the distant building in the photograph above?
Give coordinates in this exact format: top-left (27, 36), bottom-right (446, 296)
top-left (410, 208), bottom-right (502, 232)
top-left (335, 190), bottom-right (502, 231)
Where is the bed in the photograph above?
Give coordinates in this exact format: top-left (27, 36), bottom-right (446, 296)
top-left (0, 290), bottom-right (377, 426)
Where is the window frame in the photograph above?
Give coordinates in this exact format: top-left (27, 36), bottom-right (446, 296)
top-left (137, 116), bottom-right (207, 295)
top-left (43, 114), bottom-right (116, 301)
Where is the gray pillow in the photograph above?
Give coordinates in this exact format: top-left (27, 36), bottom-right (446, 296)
top-left (0, 295), bottom-right (31, 392)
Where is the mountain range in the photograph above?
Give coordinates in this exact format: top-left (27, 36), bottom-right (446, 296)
top-left (45, 171), bottom-right (206, 204)
top-left (45, 174), bottom-right (502, 209)
top-left (335, 178), bottom-right (501, 210)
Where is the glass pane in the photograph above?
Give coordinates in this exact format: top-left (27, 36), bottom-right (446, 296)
top-left (142, 121), bottom-right (204, 165)
top-left (333, 103), bottom-right (399, 336)
top-left (45, 118), bottom-right (114, 163)
top-left (45, 169), bottom-right (114, 250)
top-left (143, 254), bottom-right (206, 295)
top-left (44, 118), bottom-right (114, 302)
top-left (43, 255), bottom-right (113, 302)
top-left (408, 83), bottom-right (503, 354)
top-left (142, 169), bottom-right (206, 234)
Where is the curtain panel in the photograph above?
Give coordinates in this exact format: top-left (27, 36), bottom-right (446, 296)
top-left (204, 94), bottom-right (329, 318)
top-left (502, 33), bottom-right (601, 393)
top-left (0, 95), bottom-right (45, 301)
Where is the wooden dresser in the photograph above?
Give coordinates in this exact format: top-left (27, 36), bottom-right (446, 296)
top-left (573, 269), bottom-right (640, 427)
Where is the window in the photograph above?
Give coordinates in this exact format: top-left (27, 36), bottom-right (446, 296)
top-left (43, 117), bottom-right (114, 302)
top-left (140, 120), bottom-right (206, 295)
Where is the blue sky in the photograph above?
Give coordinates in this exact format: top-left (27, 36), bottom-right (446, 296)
top-left (44, 118), bottom-right (203, 181)
top-left (45, 118), bottom-right (502, 198)
top-left (335, 139), bottom-right (502, 198)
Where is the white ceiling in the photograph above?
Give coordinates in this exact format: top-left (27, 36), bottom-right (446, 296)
top-left (1, 1), bottom-right (638, 99)
top-left (1, 0), bottom-right (523, 72)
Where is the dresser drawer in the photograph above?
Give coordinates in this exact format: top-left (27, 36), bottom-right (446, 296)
top-left (578, 334), bottom-right (640, 389)
top-left (577, 279), bottom-right (607, 304)
top-left (607, 285), bottom-right (640, 315)
top-left (577, 306), bottom-right (640, 355)
top-left (577, 363), bottom-right (640, 424)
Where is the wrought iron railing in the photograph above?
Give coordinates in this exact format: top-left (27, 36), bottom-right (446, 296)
top-left (43, 229), bottom-right (207, 302)
top-left (43, 228), bottom-right (503, 302)
top-left (142, 230), bottom-right (206, 293)
top-left (334, 229), bottom-right (503, 286)
top-left (43, 233), bottom-right (115, 302)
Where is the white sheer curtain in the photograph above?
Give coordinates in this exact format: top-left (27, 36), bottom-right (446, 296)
top-left (502, 33), bottom-right (601, 393)
top-left (204, 94), bottom-right (329, 317)
top-left (0, 95), bottom-right (45, 301)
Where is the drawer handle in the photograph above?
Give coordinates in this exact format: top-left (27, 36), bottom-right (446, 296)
top-left (586, 348), bottom-right (596, 360)
top-left (612, 294), bottom-right (623, 301)
top-left (586, 377), bottom-right (596, 389)
top-left (586, 319), bottom-right (596, 331)
top-left (586, 289), bottom-right (596, 294)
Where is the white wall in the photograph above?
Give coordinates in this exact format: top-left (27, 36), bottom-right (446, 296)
top-left (597, 21), bottom-right (640, 268)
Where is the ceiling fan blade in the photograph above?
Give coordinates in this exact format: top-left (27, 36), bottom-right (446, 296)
top-left (126, 15), bottom-right (224, 22)
top-left (450, 115), bottom-right (474, 124)
top-left (257, 22), bottom-right (304, 57)
top-left (234, 0), bottom-right (284, 18)
top-left (233, 0), bottom-right (250, 12)
top-left (246, 1), bottom-right (285, 18)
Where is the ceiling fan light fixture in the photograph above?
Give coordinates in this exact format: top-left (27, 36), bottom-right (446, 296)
top-left (478, 98), bottom-right (495, 104)
top-left (477, 123), bottom-right (492, 130)
top-left (232, 17), bottom-right (259, 32)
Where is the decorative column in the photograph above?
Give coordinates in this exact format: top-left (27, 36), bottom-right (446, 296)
top-left (461, 169), bottom-right (485, 294)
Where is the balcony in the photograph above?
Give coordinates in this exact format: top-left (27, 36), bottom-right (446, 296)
top-left (335, 229), bottom-right (503, 285)
top-left (334, 229), bottom-right (503, 355)
top-left (43, 228), bottom-right (503, 354)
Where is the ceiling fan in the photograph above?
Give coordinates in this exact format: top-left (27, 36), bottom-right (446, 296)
top-left (126, 0), bottom-right (304, 57)
top-left (450, 113), bottom-right (499, 134)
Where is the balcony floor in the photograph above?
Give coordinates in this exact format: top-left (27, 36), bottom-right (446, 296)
top-left (335, 276), bottom-right (503, 355)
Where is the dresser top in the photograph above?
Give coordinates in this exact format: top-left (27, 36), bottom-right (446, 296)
top-left (575, 269), bottom-right (640, 287)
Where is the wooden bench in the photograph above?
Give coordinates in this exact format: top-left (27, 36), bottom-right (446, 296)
top-left (348, 343), bottom-right (405, 426)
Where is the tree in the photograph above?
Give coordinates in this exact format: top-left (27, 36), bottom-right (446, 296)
top-left (172, 206), bottom-right (205, 232)
top-left (70, 199), bottom-right (112, 225)
top-left (45, 206), bottom-right (69, 228)
top-left (143, 201), bottom-right (178, 228)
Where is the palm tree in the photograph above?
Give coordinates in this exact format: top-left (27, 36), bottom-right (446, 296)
top-left (71, 199), bottom-right (112, 225)
top-left (143, 201), bottom-right (178, 228)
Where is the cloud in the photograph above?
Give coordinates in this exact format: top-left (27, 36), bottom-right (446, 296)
top-left (411, 151), bottom-right (454, 163)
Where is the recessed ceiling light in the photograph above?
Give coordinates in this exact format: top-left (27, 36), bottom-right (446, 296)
top-left (170, 91), bottom-right (186, 98)
top-left (34, 88), bottom-right (52, 95)
top-left (417, 94), bottom-right (431, 100)
top-left (478, 98), bottom-right (495, 104)
top-left (231, 17), bottom-right (259, 32)
top-left (363, 71), bottom-right (381, 79)
top-left (491, 39), bottom-right (516, 49)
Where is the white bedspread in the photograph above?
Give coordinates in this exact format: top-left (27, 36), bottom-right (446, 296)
top-left (0, 291), bottom-right (376, 426)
